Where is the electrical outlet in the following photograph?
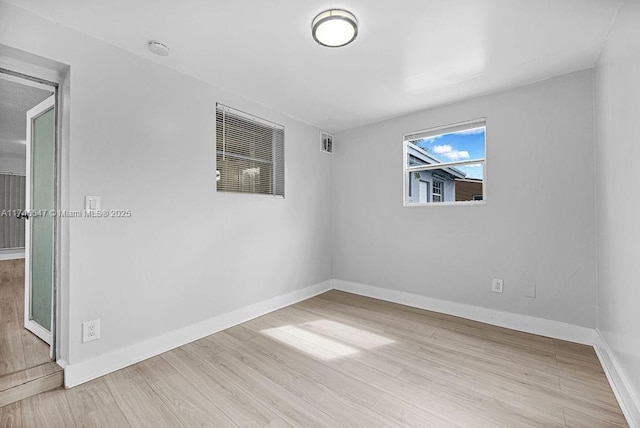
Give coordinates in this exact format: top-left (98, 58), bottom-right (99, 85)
top-left (82, 319), bottom-right (101, 343)
top-left (492, 278), bottom-right (504, 293)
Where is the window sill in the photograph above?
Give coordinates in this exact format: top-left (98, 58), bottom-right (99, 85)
top-left (403, 200), bottom-right (486, 207)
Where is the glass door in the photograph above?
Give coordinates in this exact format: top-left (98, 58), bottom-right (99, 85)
top-left (24, 95), bottom-right (56, 345)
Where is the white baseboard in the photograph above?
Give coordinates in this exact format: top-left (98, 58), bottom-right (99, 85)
top-left (333, 280), bottom-right (599, 345)
top-left (334, 284), bottom-right (640, 423)
top-left (63, 277), bottom-right (637, 427)
top-left (0, 250), bottom-right (25, 260)
top-left (594, 330), bottom-right (640, 428)
top-left (63, 280), bottom-right (333, 388)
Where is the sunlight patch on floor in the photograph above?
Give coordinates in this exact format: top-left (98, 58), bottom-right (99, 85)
top-left (301, 319), bottom-right (395, 349)
top-left (261, 325), bottom-right (359, 360)
top-left (260, 320), bottom-right (394, 360)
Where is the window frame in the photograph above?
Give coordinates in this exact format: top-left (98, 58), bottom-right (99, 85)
top-left (403, 118), bottom-right (486, 207)
top-left (418, 179), bottom-right (430, 203)
top-left (215, 103), bottom-right (285, 198)
top-left (432, 180), bottom-right (443, 203)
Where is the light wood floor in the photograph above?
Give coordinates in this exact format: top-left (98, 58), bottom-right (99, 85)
top-left (0, 259), bottom-right (50, 377)
top-left (0, 290), bottom-right (628, 427)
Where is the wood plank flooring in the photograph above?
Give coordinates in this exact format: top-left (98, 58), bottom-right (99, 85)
top-left (0, 362), bottom-right (63, 408)
top-left (0, 290), bottom-right (628, 427)
top-left (0, 259), bottom-right (51, 377)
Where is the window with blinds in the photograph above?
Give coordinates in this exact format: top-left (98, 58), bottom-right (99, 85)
top-left (216, 104), bottom-right (285, 197)
top-left (404, 118), bottom-right (486, 205)
top-left (0, 173), bottom-right (26, 249)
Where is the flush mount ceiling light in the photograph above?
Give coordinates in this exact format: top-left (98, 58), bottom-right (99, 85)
top-left (312, 9), bottom-right (358, 48)
top-left (148, 41), bottom-right (170, 56)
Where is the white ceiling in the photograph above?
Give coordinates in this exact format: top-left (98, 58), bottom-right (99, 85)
top-left (5, 0), bottom-right (621, 131)
top-left (0, 76), bottom-right (53, 156)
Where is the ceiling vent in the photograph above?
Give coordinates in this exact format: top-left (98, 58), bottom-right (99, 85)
top-left (321, 131), bottom-right (333, 154)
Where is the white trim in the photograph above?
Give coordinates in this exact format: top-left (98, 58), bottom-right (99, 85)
top-left (63, 280), bottom-right (334, 388)
top-left (402, 139), bottom-right (409, 206)
top-left (0, 249), bottom-right (25, 260)
top-left (0, 49), bottom-right (69, 372)
top-left (24, 95), bottom-right (55, 347)
top-left (333, 280), bottom-right (598, 345)
top-left (216, 103), bottom-right (284, 130)
top-left (25, 318), bottom-right (52, 344)
top-left (404, 118), bottom-right (486, 142)
top-left (594, 330), bottom-right (640, 428)
top-left (405, 200), bottom-right (486, 208)
top-left (0, 69), bottom-right (55, 92)
top-left (407, 158), bottom-right (486, 172)
top-left (61, 274), bottom-right (640, 428)
top-left (0, 46), bottom-right (66, 86)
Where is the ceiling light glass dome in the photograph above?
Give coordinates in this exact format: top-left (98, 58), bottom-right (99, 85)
top-left (312, 9), bottom-right (358, 48)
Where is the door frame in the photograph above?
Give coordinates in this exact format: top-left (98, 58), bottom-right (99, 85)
top-left (0, 55), bottom-right (67, 364)
top-left (24, 95), bottom-right (56, 347)
top-left (418, 180), bottom-right (430, 203)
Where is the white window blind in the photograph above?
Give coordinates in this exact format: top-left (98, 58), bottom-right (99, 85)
top-left (0, 173), bottom-right (26, 249)
top-left (216, 104), bottom-right (285, 197)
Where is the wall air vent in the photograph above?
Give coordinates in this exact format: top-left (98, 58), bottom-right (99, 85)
top-left (321, 131), bottom-right (333, 154)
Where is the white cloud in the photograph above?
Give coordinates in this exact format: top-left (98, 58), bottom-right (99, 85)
top-left (421, 135), bottom-right (443, 145)
top-left (432, 144), bottom-right (452, 154)
top-left (443, 150), bottom-right (470, 161)
top-left (431, 144), bottom-right (470, 161)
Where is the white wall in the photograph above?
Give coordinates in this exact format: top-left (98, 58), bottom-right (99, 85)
top-left (594, 0), bottom-right (640, 414)
top-left (0, 1), bottom-right (332, 371)
top-left (0, 154), bottom-right (25, 174)
top-left (8, 0), bottom-right (636, 401)
top-left (0, 156), bottom-right (25, 259)
top-left (333, 70), bottom-right (597, 328)
top-left (0, 152), bottom-right (26, 261)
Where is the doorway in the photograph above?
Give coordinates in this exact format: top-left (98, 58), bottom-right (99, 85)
top-left (418, 180), bottom-right (430, 203)
top-left (0, 69), bottom-right (58, 378)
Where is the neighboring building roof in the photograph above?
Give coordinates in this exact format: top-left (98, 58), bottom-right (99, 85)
top-left (407, 143), bottom-right (466, 179)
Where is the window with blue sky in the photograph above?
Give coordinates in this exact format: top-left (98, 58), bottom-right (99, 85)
top-left (404, 119), bottom-right (485, 205)
top-left (415, 127), bottom-right (485, 179)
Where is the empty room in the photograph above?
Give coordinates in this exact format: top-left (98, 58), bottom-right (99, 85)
top-left (0, 0), bottom-right (639, 426)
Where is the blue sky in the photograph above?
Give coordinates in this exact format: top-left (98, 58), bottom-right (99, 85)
top-left (416, 127), bottom-right (485, 179)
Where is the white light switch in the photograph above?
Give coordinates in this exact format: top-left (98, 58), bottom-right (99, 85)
top-left (85, 195), bottom-right (101, 211)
